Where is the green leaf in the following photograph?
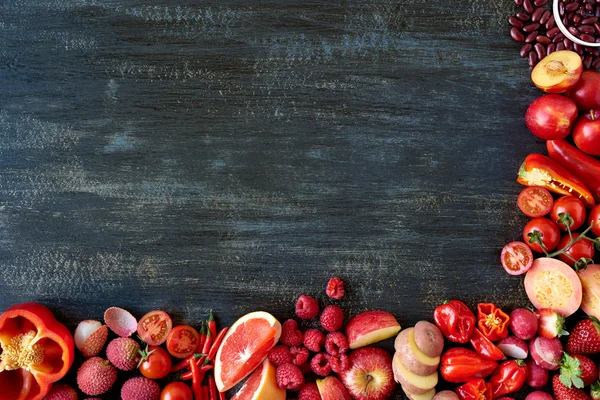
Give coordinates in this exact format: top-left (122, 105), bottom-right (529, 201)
top-left (560, 352), bottom-right (582, 389)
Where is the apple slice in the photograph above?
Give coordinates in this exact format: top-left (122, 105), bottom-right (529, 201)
top-left (395, 328), bottom-right (440, 376)
top-left (392, 353), bottom-right (438, 395)
top-left (345, 310), bottom-right (401, 349)
top-left (316, 376), bottom-right (352, 400)
top-left (531, 50), bottom-right (583, 93)
top-left (403, 387), bottom-right (436, 400)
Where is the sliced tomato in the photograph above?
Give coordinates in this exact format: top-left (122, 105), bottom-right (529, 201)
top-left (557, 233), bottom-right (595, 268)
top-left (550, 196), bottom-right (587, 231)
top-left (517, 187), bottom-right (554, 218)
top-left (524, 257), bottom-right (582, 316)
top-left (589, 204), bottom-right (600, 237)
top-left (500, 241), bottom-right (533, 275)
top-left (522, 218), bottom-right (561, 253)
top-left (166, 325), bottom-right (200, 359)
top-left (137, 310), bottom-right (173, 346)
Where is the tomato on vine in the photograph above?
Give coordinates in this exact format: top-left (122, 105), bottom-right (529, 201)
top-left (523, 218), bottom-right (561, 253)
top-left (550, 196), bottom-right (586, 231)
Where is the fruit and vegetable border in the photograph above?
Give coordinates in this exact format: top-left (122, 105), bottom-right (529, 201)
top-left (4, 1), bottom-right (600, 400)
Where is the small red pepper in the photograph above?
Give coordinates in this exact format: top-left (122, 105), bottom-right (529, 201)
top-left (208, 375), bottom-right (218, 400)
top-left (171, 353), bottom-right (204, 373)
top-left (219, 391), bottom-right (226, 400)
top-left (196, 322), bottom-right (207, 353)
top-left (434, 300), bottom-right (476, 343)
top-left (469, 328), bottom-right (505, 361)
top-left (440, 348), bottom-right (498, 383)
top-left (517, 153), bottom-right (596, 209)
top-left (202, 385), bottom-right (209, 400)
top-left (208, 310), bottom-right (217, 340)
top-left (477, 303), bottom-right (510, 341)
top-left (180, 363), bottom-right (212, 381)
top-left (202, 327), bottom-right (213, 356)
top-left (488, 359), bottom-right (527, 399)
top-left (207, 327), bottom-right (228, 362)
top-left (455, 379), bottom-right (493, 400)
top-left (190, 359), bottom-right (203, 400)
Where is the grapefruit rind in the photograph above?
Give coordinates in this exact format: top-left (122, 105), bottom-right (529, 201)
top-left (231, 358), bottom-right (285, 400)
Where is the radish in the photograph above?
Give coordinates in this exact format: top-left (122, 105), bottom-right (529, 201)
top-left (529, 336), bottom-right (562, 370)
top-left (509, 308), bottom-right (537, 340)
top-left (525, 358), bottom-right (549, 388)
top-left (525, 391), bottom-right (553, 400)
top-left (497, 336), bottom-right (528, 359)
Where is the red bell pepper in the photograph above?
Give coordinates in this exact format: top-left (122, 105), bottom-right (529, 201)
top-left (489, 360), bottom-right (527, 399)
top-left (547, 140), bottom-right (600, 204)
top-left (440, 348), bottom-right (498, 383)
top-left (455, 379), bottom-right (493, 400)
top-left (434, 300), bottom-right (476, 343)
top-left (469, 328), bottom-right (505, 361)
top-left (477, 303), bottom-right (510, 341)
top-left (0, 302), bottom-right (75, 400)
top-left (517, 153), bottom-right (596, 209)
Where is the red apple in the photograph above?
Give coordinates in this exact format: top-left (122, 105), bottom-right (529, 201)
top-left (345, 311), bottom-right (401, 350)
top-left (531, 50), bottom-right (583, 93)
top-left (339, 346), bottom-right (396, 400)
top-left (316, 376), bottom-right (352, 400)
top-left (573, 110), bottom-right (600, 156)
top-left (569, 70), bottom-right (600, 111)
top-left (525, 94), bottom-right (578, 140)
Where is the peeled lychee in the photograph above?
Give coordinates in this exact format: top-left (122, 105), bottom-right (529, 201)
top-left (77, 357), bottom-right (117, 396)
top-left (45, 384), bottom-right (78, 400)
top-left (74, 320), bottom-right (108, 357)
top-left (121, 377), bottom-right (161, 400)
top-left (106, 337), bottom-right (140, 371)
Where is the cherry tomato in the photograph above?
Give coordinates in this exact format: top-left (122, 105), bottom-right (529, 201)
top-left (517, 187), bottom-right (554, 218)
top-left (590, 205), bottom-right (600, 237)
top-left (161, 381), bottom-right (193, 400)
top-left (138, 310), bottom-right (173, 346)
top-left (550, 196), bottom-right (586, 231)
top-left (139, 346), bottom-right (172, 379)
top-left (166, 325), bottom-right (200, 359)
top-left (557, 233), bottom-right (595, 268)
top-left (501, 241), bottom-right (534, 275)
top-left (523, 218), bottom-right (561, 253)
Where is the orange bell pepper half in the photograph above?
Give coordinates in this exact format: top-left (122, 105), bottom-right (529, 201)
top-left (0, 302), bottom-right (74, 400)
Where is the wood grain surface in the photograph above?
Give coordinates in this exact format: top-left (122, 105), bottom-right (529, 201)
top-left (1, 0), bottom-right (550, 398)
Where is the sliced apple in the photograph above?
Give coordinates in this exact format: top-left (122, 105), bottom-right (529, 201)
top-left (403, 387), bottom-right (436, 400)
top-left (316, 376), bottom-right (352, 400)
top-left (392, 353), bottom-right (438, 395)
top-left (531, 50), bottom-right (583, 93)
top-left (345, 310), bottom-right (401, 349)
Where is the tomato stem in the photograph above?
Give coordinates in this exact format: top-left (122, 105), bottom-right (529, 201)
top-left (547, 223), bottom-right (595, 258)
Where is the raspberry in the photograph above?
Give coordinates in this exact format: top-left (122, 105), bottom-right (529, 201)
top-left (310, 352), bottom-right (331, 376)
top-left (290, 346), bottom-right (310, 366)
top-left (295, 295), bottom-right (320, 320)
top-left (268, 345), bottom-right (293, 366)
top-left (303, 329), bottom-right (325, 352)
top-left (324, 331), bottom-right (349, 356)
top-left (298, 383), bottom-right (321, 400)
top-left (326, 277), bottom-right (345, 300)
top-left (320, 305), bottom-right (344, 332)
top-left (281, 319), bottom-right (304, 346)
top-left (276, 363), bottom-right (305, 391)
top-left (329, 353), bottom-right (351, 373)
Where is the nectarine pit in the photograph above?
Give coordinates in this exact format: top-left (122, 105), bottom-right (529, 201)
top-left (544, 60), bottom-right (568, 76)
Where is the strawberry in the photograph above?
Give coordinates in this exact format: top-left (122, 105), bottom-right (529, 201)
top-left (535, 308), bottom-right (568, 339)
top-left (591, 381), bottom-right (600, 400)
top-left (560, 353), bottom-right (597, 388)
top-left (567, 317), bottom-right (600, 354)
top-left (553, 374), bottom-right (592, 400)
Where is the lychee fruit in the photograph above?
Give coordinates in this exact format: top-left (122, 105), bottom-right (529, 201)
top-left (106, 337), bottom-right (140, 371)
top-left (121, 377), bottom-right (161, 400)
top-left (77, 357), bottom-right (117, 396)
top-left (45, 384), bottom-right (78, 400)
top-left (74, 320), bottom-right (108, 357)
top-left (104, 306), bottom-right (137, 337)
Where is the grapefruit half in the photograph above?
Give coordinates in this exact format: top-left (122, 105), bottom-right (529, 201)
top-left (230, 358), bottom-right (285, 400)
top-left (214, 311), bottom-right (281, 392)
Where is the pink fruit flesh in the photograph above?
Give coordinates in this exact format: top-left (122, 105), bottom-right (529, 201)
top-left (529, 336), bottom-right (562, 370)
top-left (497, 336), bottom-right (528, 359)
top-left (525, 391), bottom-right (553, 400)
top-left (509, 308), bottom-right (537, 340)
top-left (74, 320), bottom-right (103, 351)
top-left (526, 358), bottom-right (549, 389)
top-left (577, 264), bottom-right (600, 320)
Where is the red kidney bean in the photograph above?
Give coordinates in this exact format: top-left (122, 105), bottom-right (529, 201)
top-left (546, 15), bottom-right (556, 29)
top-left (523, 22), bottom-right (541, 32)
top-left (524, 0), bottom-right (534, 13)
top-left (565, 2), bottom-right (579, 11)
top-left (520, 43), bottom-right (534, 57)
top-left (594, 21), bottom-right (600, 34)
top-left (587, 3), bottom-right (595, 11)
top-left (582, 16), bottom-right (599, 24)
top-left (511, 28), bottom-right (525, 42)
top-left (525, 30), bottom-right (539, 42)
top-left (540, 10), bottom-right (552, 24)
top-left (517, 12), bottom-right (531, 21)
top-left (596, 37), bottom-right (600, 43)
top-left (553, 32), bottom-right (566, 42)
top-left (593, 57), bottom-right (600, 68)
top-left (515, 0), bottom-right (524, 5)
top-left (568, 25), bottom-right (581, 36)
top-left (534, 0), bottom-right (548, 5)
top-left (534, 43), bottom-right (546, 60)
top-left (529, 51), bottom-right (538, 67)
top-left (579, 25), bottom-right (596, 34)
top-left (536, 35), bottom-right (552, 44)
top-left (573, 14), bottom-right (583, 24)
top-left (584, 55), bottom-right (594, 68)
top-left (581, 33), bottom-right (597, 42)
top-left (532, 8), bottom-right (544, 22)
top-left (564, 38), bottom-right (574, 50)
top-left (547, 26), bottom-right (560, 37)
top-left (547, 43), bottom-right (556, 55)
top-left (559, 2), bottom-right (565, 15)
top-left (574, 42), bottom-right (584, 54)
top-left (556, 42), bottom-right (566, 51)
top-left (509, 16), bottom-right (524, 27)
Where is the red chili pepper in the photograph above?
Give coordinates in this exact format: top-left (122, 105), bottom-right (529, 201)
top-left (180, 364), bottom-right (213, 381)
top-left (219, 391), bottom-right (226, 400)
top-left (171, 353), bottom-right (204, 373)
top-left (196, 321), bottom-right (207, 353)
top-left (455, 379), bottom-right (493, 400)
top-left (440, 348), bottom-right (498, 383)
top-left (190, 358), bottom-right (203, 400)
top-left (488, 359), bottom-right (527, 399)
top-left (207, 327), bottom-right (229, 361)
top-left (469, 328), bottom-right (505, 361)
top-left (202, 385), bottom-right (209, 400)
top-left (208, 310), bottom-right (217, 339)
top-left (202, 327), bottom-right (213, 356)
top-left (547, 139), bottom-right (600, 204)
top-left (517, 153), bottom-right (596, 208)
top-left (208, 375), bottom-right (218, 400)
top-left (477, 303), bottom-right (510, 341)
top-left (433, 300), bottom-right (476, 343)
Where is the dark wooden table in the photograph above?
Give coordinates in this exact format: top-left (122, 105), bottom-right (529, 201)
top-left (0, 0), bottom-right (548, 398)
